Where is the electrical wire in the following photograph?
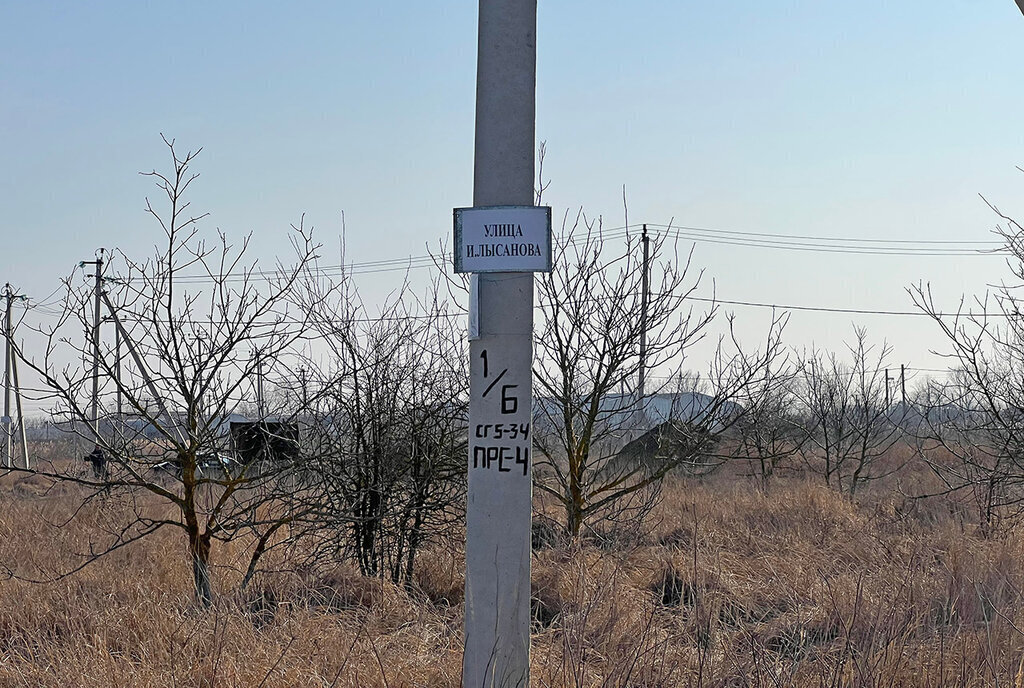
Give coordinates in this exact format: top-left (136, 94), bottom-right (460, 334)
top-left (20, 293), bottom-right (1019, 324)
top-left (44, 220), bottom-right (1000, 290)
top-left (644, 225), bottom-right (1002, 256)
top-left (7, 221), bottom-right (1017, 331)
top-left (688, 296), bottom-right (930, 317)
top-left (643, 222), bottom-right (1002, 246)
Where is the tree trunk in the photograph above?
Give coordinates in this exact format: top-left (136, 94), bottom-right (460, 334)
top-left (355, 486), bottom-right (381, 577)
top-left (403, 480), bottom-right (428, 586)
top-left (568, 490), bottom-right (584, 539)
top-left (190, 528), bottom-right (213, 607)
top-left (567, 450), bottom-right (585, 538)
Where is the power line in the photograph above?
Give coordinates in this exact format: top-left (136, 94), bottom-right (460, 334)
top-left (13, 219), bottom-right (1017, 323)
top-left (31, 294), bottom-right (1019, 324)
top-left (61, 221), bottom-right (1002, 288)
top-left (643, 222), bottom-right (1002, 246)
top-left (96, 225), bottom-right (635, 285)
top-left (26, 284), bottom-right (66, 310)
top-left (20, 289), bottom-right (1018, 323)
top-left (689, 296), bottom-right (929, 317)
top-left (688, 295), bottom-right (1024, 319)
top-left (645, 225), bottom-right (1002, 256)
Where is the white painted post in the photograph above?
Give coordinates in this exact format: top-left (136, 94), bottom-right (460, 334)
top-left (463, 1), bottom-right (537, 686)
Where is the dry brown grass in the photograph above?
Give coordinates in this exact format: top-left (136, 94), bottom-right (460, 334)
top-left (3, 444), bottom-right (1024, 686)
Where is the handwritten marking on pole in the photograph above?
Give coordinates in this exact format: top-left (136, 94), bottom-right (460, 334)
top-left (474, 422), bottom-right (530, 440)
top-left (473, 347), bottom-right (529, 477)
top-left (482, 367), bottom-right (507, 398)
top-left (472, 445), bottom-right (530, 475)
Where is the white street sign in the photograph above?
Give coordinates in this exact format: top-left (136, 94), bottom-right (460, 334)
top-left (453, 205), bottom-right (552, 273)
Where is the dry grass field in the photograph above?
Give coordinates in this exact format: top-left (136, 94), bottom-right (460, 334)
top-left (2, 443), bottom-right (1024, 687)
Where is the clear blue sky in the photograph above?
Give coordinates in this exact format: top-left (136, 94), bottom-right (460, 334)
top-left (2, 1), bottom-right (1024, 393)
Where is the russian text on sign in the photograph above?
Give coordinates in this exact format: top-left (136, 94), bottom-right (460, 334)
top-left (453, 206), bottom-right (552, 273)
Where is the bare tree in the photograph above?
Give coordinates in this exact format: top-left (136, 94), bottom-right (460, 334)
top-left (533, 212), bottom-right (787, 537)
top-left (907, 373), bottom-right (1024, 535)
top-left (11, 137), bottom-right (318, 606)
top-left (294, 269), bottom-right (468, 585)
top-left (729, 342), bottom-right (804, 484)
top-left (910, 190), bottom-right (1024, 532)
top-left (794, 327), bottom-right (904, 496)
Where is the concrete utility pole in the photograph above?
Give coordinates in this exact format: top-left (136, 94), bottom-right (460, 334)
top-left (3, 284), bottom-right (13, 468)
top-left (463, 1), bottom-right (538, 686)
top-left (11, 352), bottom-right (27, 469)
top-left (298, 366), bottom-right (308, 411)
top-left (81, 251), bottom-right (105, 440)
top-left (3, 282), bottom-right (11, 466)
top-left (900, 364), bottom-right (907, 407)
top-left (115, 315), bottom-right (122, 421)
top-left (2, 283), bottom-right (29, 469)
top-left (255, 349), bottom-right (266, 418)
top-left (638, 224), bottom-right (650, 405)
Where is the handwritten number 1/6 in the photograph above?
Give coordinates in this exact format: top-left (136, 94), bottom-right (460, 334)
top-left (480, 349), bottom-right (489, 378)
